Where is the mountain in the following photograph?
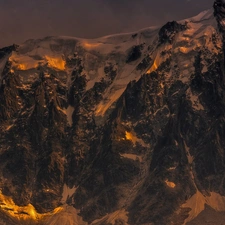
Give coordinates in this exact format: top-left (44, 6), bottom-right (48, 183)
top-left (1, 1), bottom-right (225, 225)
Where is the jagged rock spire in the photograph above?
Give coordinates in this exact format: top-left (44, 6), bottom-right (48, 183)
top-left (214, 0), bottom-right (225, 31)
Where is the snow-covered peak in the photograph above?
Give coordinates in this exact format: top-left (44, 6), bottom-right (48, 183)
top-left (0, 7), bottom-right (221, 118)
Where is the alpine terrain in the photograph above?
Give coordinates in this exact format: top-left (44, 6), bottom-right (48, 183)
top-left (1, 1), bottom-right (225, 224)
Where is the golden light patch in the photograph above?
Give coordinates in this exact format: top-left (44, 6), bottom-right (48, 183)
top-left (45, 56), bottom-right (66, 70)
top-left (96, 105), bottom-right (104, 115)
top-left (160, 82), bottom-right (164, 89)
top-left (16, 64), bottom-right (27, 70)
top-left (165, 180), bottom-right (176, 188)
top-left (179, 47), bottom-right (189, 54)
top-left (83, 42), bottom-right (101, 48)
top-left (147, 61), bottom-right (158, 74)
top-left (0, 191), bottom-right (63, 221)
top-left (125, 131), bottom-right (138, 144)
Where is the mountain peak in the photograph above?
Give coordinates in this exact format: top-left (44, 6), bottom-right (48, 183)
top-left (1, 6), bottom-right (225, 225)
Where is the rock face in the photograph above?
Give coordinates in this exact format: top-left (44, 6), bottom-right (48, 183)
top-left (214, 0), bottom-right (225, 30)
top-left (1, 2), bottom-right (225, 225)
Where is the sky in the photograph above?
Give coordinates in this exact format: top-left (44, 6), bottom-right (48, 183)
top-left (0, 0), bottom-right (213, 48)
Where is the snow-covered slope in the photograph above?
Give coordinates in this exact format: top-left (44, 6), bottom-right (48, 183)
top-left (1, 8), bottom-right (218, 119)
top-left (3, 27), bottom-right (158, 117)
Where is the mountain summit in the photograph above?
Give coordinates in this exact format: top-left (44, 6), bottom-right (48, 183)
top-left (0, 2), bottom-right (225, 225)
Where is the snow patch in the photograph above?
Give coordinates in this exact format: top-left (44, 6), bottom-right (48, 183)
top-left (184, 141), bottom-right (194, 164)
top-left (61, 184), bottom-right (77, 204)
top-left (65, 105), bottom-right (74, 126)
top-left (120, 153), bottom-right (142, 162)
top-left (95, 86), bottom-right (126, 116)
top-left (86, 66), bottom-right (105, 90)
top-left (182, 191), bottom-right (225, 224)
top-left (91, 209), bottom-right (129, 225)
top-left (45, 205), bottom-right (87, 225)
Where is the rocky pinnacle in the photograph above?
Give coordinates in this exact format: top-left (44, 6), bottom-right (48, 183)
top-left (214, 0), bottom-right (225, 31)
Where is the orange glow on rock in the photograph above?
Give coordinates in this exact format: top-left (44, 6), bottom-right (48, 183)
top-left (45, 56), bottom-right (66, 70)
top-left (125, 131), bottom-right (137, 144)
top-left (147, 61), bottom-right (158, 74)
top-left (165, 180), bottom-right (176, 188)
top-left (16, 64), bottom-right (27, 70)
top-left (0, 191), bottom-right (63, 221)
